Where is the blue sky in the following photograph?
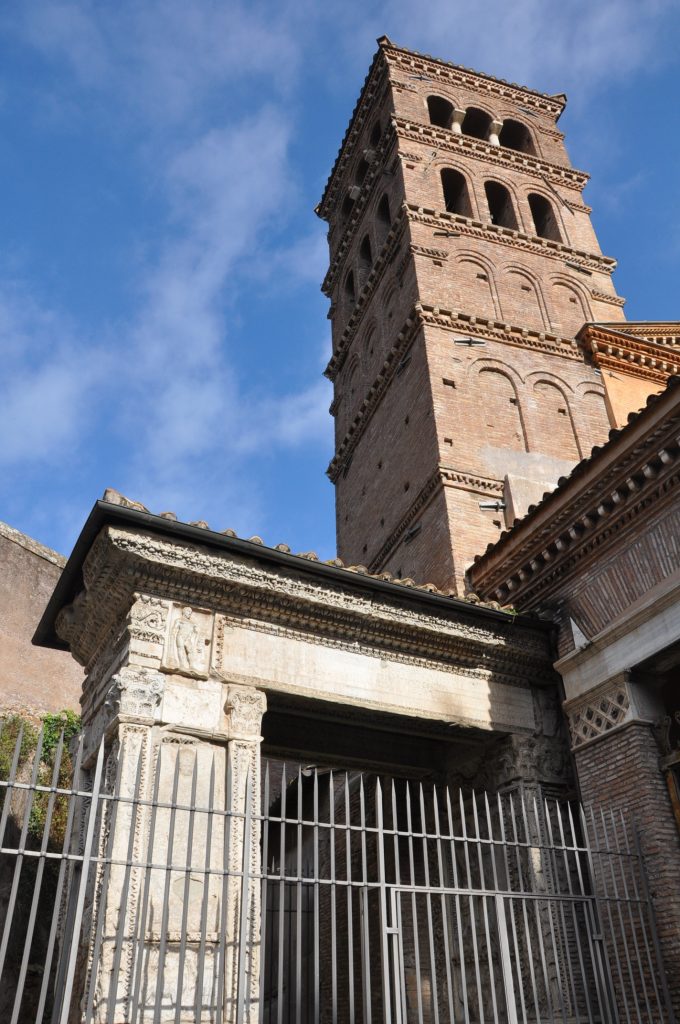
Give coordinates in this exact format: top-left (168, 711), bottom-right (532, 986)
top-left (1, 0), bottom-right (679, 559)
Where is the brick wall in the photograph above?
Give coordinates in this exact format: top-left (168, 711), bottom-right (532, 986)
top-left (574, 723), bottom-right (680, 1016)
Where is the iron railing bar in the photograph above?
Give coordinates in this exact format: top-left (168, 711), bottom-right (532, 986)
top-left (276, 763), bottom-right (287, 1024)
top-left (607, 807), bottom-right (655, 1019)
top-left (0, 724), bottom-right (46, 981)
top-left (618, 808), bottom-right (665, 1014)
top-left (10, 730), bottom-right (65, 1024)
top-left (358, 775), bottom-right (373, 1024)
top-left (58, 735), bottom-right (106, 1024)
top-left (150, 745), bottom-right (182, 1022)
top-left (459, 788), bottom-right (484, 1023)
top-left (195, 754), bottom-right (217, 1022)
top-left (174, 752), bottom-right (200, 1024)
top-left (406, 781), bottom-right (425, 1024)
top-left (496, 793), bottom-right (528, 1024)
top-left (519, 789), bottom-right (554, 1023)
top-left (495, 895), bottom-right (519, 1024)
top-left (329, 770), bottom-right (338, 1024)
top-left (420, 783), bottom-right (440, 1024)
top-left (433, 787), bottom-right (455, 1021)
top-left (313, 768), bottom-right (320, 1024)
top-left (236, 769), bottom-right (253, 1024)
top-left (344, 772), bottom-right (356, 1024)
top-left (215, 749), bottom-right (234, 1024)
top-left (34, 733), bottom-right (85, 1024)
top-left (445, 786), bottom-right (470, 1024)
top-left (632, 822), bottom-right (677, 1023)
top-left (531, 796), bottom-right (568, 1024)
top-left (81, 735), bottom-right (129, 1024)
top-left (576, 806), bottom-right (619, 1024)
top-left (596, 805), bottom-right (642, 1019)
top-left (472, 789), bottom-right (500, 1022)
top-left (549, 799), bottom-right (593, 1024)
top-left (376, 777), bottom-right (393, 1024)
top-left (295, 766), bottom-right (303, 1024)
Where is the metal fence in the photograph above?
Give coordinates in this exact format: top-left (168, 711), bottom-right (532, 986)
top-left (0, 726), bottom-right (675, 1024)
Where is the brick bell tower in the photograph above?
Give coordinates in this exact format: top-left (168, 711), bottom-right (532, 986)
top-left (316, 37), bottom-right (627, 595)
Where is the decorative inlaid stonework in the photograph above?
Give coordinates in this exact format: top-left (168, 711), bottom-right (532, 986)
top-left (568, 686), bottom-right (630, 747)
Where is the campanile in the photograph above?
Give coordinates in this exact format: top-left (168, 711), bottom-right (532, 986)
top-left (316, 37), bottom-right (628, 594)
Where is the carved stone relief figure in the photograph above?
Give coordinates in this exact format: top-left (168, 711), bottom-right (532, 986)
top-left (161, 603), bottom-right (214, 679)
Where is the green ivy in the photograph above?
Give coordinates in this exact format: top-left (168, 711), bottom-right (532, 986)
top-left (0, 710), bottom-right (82, 846)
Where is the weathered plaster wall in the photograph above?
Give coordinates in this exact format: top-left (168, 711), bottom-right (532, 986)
top-left (0, 521), bottom-right (82, 716)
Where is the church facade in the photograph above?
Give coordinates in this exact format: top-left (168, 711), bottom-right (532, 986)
top-left (1, 36), bottom-right (679, 1024)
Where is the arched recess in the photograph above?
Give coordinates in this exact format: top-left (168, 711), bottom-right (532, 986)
top-left (344, 270), bottom-right (356, 306)
top-left (504, 267), bottom-right (549, 330)
top-left (484, 181), bottom-right (519, 230)
top-left (370, 121), bottom-right (382, 146)
top-left (550, 277), bottom-right (592, 335)
top-left (427, 95), bottom-right (454, 128)
top-left (454, 254), bottom-right (502, 319)
top-left (440, 168), bottom-right (473, 217)
top-left (376, 193), bottom-right (391, 246)
top-left (477, 367), bottom-right (528, 451)
top-left (462, 106), bottom-right (493, 140)
top-left (576, 383), bottom-right (612, 439)
top-left (340, 193), bottom-right (355, 223)
top-left (355, 158), bottom-right (370, 185)
top-left (358, 234), bottom-right (373, 287)
top-left (363, 323), bottom-right (379, 373)
top-left (532, 379), bottom-right (580, 460)
top-left (499, 119), bottom-right (536, 155)
top-left (528, 193), bottom-right (562, 241)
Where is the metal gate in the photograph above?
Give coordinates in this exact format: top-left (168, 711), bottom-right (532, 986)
top-left (0, 726), bottom-right (675, 1023)
top-left (260, 760), bottom-right (676, 1024)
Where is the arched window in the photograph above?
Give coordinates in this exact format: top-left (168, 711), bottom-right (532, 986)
top-left (370, 121), bottom-right (382, 146)
top-left (355, 158), bottom-right (370, 185)
top-left (462, 107), bottom-right (492, 140)
top-left (441, 169), bottom-right (472, 217)
top-left (341, 193), bottom-right (354, 222)
top-left (344, 270), bottom-right (356, 304)
top-left (376, 194), bottom-right (391, 244)
top-left (358, 234), bottom-right (372, 285)
top-left (427, 95), bottom-right (454, 129)
top-left (499, 119), bottom-right (536, 155)
top-left (528, 193), bottom-right (562, 241)
top-left (484, 181), bottom-right (518, 230)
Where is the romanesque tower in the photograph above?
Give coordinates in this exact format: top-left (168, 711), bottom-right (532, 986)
top-left (316, 38), bottom-right (628, 594)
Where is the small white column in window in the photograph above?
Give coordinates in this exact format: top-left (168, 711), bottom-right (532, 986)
top-left (451, 108), bottom-right (466, 134)
top-left (488, 119), bottom-right (503, 146)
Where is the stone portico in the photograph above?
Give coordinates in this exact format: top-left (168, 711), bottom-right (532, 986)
top-left (34, 490), bottom-right (569, 1021)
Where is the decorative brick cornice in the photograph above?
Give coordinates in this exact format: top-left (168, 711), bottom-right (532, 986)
top-left (383, 42), bottom-right (566, 118)
top-left (590, 290), bottom-right (626, 309)
top-left (324, 210), bottom-right (409, 381)
top-left (580, 324), bottom-right (680, 383)
top-left (318, 51), bottom-right (390, 218)
top-left (469, 380), bottom-right (680, 608)
top-left (368, 466), bottom-right (505, 573)
top-left (327, 313), bottom-right (422, 481)
top-left (407, 205), bottom-right (616, 275)
top-left (328, 304), bottom-right (590, 482)
top-left (368, 469), bottom-right (442, 573)
top-left (394, 116), bottom-right (587, 190)
top-left (322, 125), bottom-right (399, 292)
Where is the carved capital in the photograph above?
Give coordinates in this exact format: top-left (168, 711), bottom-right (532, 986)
top-left (106, 667), bottom-right (165, 723)
top-left (224, 685), bottom-right (267, 740)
